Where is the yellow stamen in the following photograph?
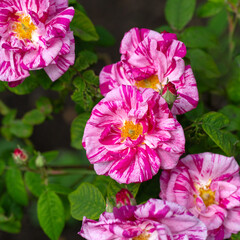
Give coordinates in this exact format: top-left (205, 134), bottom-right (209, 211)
top-left (133, 232), bottom-right (150, 240)
top-left (12, 14), bottom-right (36, 40)
top-left (121, 121), bottom-right (143, 140)
top-left (135, 75), bottom-right (160, 90)
top-left (199, 187), bottom-right (215, 207)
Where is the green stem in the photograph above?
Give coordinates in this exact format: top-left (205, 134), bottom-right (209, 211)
top-left (17, 164), bottom-right (94, 176)
top-left (227, 6), bottom-right (238, 61)
top-left (183, 122), bottom-right (203, 131)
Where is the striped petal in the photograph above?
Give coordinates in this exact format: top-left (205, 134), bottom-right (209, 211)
top-left (160, 152), bottom-right (240, 238)
top-left (44, 31), bottom-right (75, 81)
top-left (0, 0), bottom-right (75, 84)
top-left (79, 199), bottom-right (207, 240)
top-left (83, 85), bottom-right (185, 184)
top-left (0, 50), bottom-right (30, 82)
top-left (100, 28), bottom-right (198, 114)
top-left (46, 7), bottom-right (74, 37)
top-left (99, 61), bottom-right (133, 96)
top-left (171, 66), bottom-right (199, 115)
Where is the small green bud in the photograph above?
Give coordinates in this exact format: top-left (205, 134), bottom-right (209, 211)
top-left (35, 154), bottom-right (46, 168)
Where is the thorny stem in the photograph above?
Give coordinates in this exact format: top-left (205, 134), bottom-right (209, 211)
top-left (6, 165), bottom-right (94, 177)
top-left (48, 165), bottom-right (93, 170)
top-left (184, 122), bottom-right (203, 131)
top-left (41, 167), bottom-right (48, 185)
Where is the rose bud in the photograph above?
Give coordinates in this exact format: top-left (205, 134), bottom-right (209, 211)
top-left (162, 82), bottom-right (178, 107)
top-left (13, 148), bottom-right (28, 165)
top-left (116, 189), bottom-right (136, 208)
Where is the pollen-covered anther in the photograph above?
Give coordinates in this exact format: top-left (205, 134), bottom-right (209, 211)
top-left (135, 75), bottom-right (160, 90)
top-left (199, 187), bottom-right (215, 207)
top-left (121, 120), bottom-right (143, 140)
top-left (12, 14), bottom-right (37, 40)
top-left (133, 232), bottom-right (151, 240)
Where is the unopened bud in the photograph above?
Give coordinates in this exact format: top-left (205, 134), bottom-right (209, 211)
top-left (35, 154), bottom-right (46, 168)
top-left (115, 189), bottom-right (136, 208)
top-left (162, 82), bottom-right (177, 107)
top-left (13, 148), bottom-right (28, 165)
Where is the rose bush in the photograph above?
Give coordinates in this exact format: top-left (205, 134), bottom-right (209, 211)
top-left (0, 0), bottom-right (240, 239)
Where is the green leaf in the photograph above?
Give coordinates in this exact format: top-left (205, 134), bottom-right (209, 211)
top-left (165, 0), bottom-right (196, 30)
top-left (2, 109), bottom-right (17, 125)
top-left (185, 101), bottom-right (205, 122)
top-left (37, 191), bottom-right (65, 240)
top-left (95, 25), bottom-right (116, 46)
top-left (47, 184), bottom-right (72, 195)
top-left (202, 112), bottom-right (239, 156)
top-left (227, 56), bottom-right (240, 103)
top-left (73, 76), bottom-right (86, 90)
top-left (42, 150), bottom-right (59, 163)
top-left (0, 220), bottom-right (21, 233)
top-left (36, 97), bottom-right (53, 115)
top-left (187, 49), bottom-right (220, 78)
top-left (219, 105), bottom-right (240, 131)
top-left (9, 120), bottom-right (33, 138)
top-left (0, 212), bottom-right (13, 223)
top-left (0, 100), bottom-right (10, 115)
top-left (0, 81), bottom-right (5, 92)
top-left (68, 182), bottom-right (105, 220)
top-left (92, 175), bottom-right (110, 197)
top-left (197, 1), bottom-right (224, 18)
top-left (71, 2), bottom-right (87, 14)
top-left (70, 9), bottom-right (99, 41)
top-left (207, 9), bottom-right (228, 36)
top-left (71, 88), bottom-right (85, 106)
top-left (136, 172), bottom-right (161, 204)
top-left (0, 160), bottom-right (5, 175)
top-left (0, 192), bottom-right (23, 220)
top-left (180, 26), bottom-right (217, 49)
top-left (50, 68), bottom-right (75, 91)
top-left (83, 70), bottom-right (99, 85)
top-left (202, 112), bottom-right (229, 128)
top-left (69, 0), bottom-right (76, 4)
top-left (232, 232), bottom-right (240, 240)
top-left (6, 168), bottom-right (28, 206)
top-left (5, 74), bottom-right (39, 95)
top-left (22, 109), bottom-right (45, 125)
top-left (155, 25), bottom-right (174, 33)
top-left (107, 179), bottom-right (140, 206)
top-left (1, 126), bottom-right (12, 141)
top-left (71, 113), bottom-right (91, 149)
top-left (25, 172), bottom-right (45, 197)
top-left (74, 50), bottom-right (98, 72)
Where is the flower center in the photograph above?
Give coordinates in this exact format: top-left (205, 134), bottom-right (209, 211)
top-left (132, 232), bottom-right (150, 240)
top-left (12, 14), bottom-right (37, 40)
top-left (135, 75), bottom-right (160, 90)
top-left (199, 187), bottom-right (215, 207)
top-left (121, 121), bottom-right (143, 140)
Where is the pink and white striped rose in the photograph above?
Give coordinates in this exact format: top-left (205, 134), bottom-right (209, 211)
top-left (0, 0), bottom-right (75, 86)
top-left (82, 85), bottom-right (185, 184)
top-left (79, 198), bottom-right (208, 240)
top-left (160, 153), bottom-right (240, 239)
top-left (100, 28), bottom-right (199, 115)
